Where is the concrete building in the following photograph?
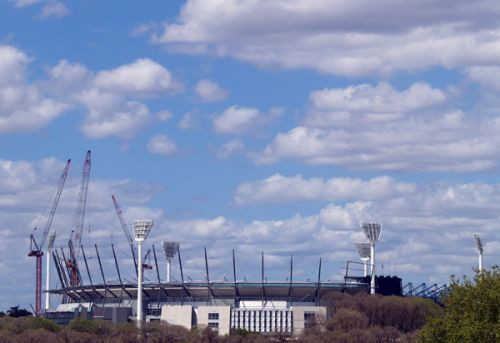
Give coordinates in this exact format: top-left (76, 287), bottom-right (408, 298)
top-left (159, 302), bottom-right (325, 336)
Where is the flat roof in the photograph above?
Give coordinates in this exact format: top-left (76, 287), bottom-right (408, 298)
top-left (52, 281), bottom-right (369, 303)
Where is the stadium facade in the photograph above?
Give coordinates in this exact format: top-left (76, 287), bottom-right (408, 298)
top-left (44, 245), bottom-right (371, 335)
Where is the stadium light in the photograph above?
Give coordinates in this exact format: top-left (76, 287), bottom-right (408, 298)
top-left (162, 241), bottom-right (179, 283)
top-left (360, 222), bottom-right (382, 295)
top-left (354, 242), bottom-right (371, 277)
top-left (133, 220), bottom-right (153, 329)
top-left (473, 234), bottom-right (483, 272)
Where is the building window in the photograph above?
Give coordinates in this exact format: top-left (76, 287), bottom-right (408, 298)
top-left (208, 322), bottom-right (219, 329)
top-left (208, 312), bottom-right (219, 320)
top-left (304, 312), bottom-right (316, 328)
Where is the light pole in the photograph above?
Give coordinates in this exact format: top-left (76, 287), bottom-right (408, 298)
top-left (162, 241), bottom-right (179, 283)
top-left (354, 242), bottom-right (371, 277)
top-left (474, 234), bottom-right (483, 272)
top-left (360, 222), bottom-right (382, 295)
top-left (133, 219), bottom-right (153, 329)
top-left (45, 231), bottom-right (56, 311)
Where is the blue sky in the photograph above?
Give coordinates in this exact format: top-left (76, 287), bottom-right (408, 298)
top-left (1, 0), bottom-right (500, 309)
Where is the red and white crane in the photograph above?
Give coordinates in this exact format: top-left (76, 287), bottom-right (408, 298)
top-left (28, 158), bottom-right (71, 316)
top-left (67, 150), bottom-right (91, 287)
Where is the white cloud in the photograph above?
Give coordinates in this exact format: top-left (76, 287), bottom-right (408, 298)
top-left (157, 110), bottom-right (173, 122)
top-left (46, 58), bottom-right (181, 139)
top-left (130, 22), bottom-right (157, 38)
top-left (215, 139), bottom-right (245, 159)
top-left (467, 66), bottom-right (500, 91)
top-left (0, 45), bottom-right (69, 134)
top-left (93, 58), bottom-right (181, 95)
top-left (153, 0), bottom-right (500, 76)
top-left (308, 82), bottom-right (445, 118)
top-left (39, 1), bottom-right (69, 19)
top-left (213, 105), bottom-right (282, 134)
top-left (147, 134), bottom-right (178, 156)
top-left (195, 79), bottom-right (227, 102)
top-left (0, 47), bottom-right (183, 138)
top-left (233, 174), bottom-right (416, 206)
top-left (250, 82), bottom-right (500, 172)
top-left (11, 0), bottom-right (41, 8)
top-left (80, 100), bottom-right (150, 139)
top-left (178, 110), bottom-right (199, 130)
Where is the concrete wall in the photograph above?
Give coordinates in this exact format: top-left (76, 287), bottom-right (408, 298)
top-left (197, 305), bottom-right (231, 336)
top-left (291, 306), bottom-right (326, 336)
top-left (160, 305), bottom-right (193, 331)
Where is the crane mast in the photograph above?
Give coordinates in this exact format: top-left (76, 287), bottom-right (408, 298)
top-left (67, 150), bottom-right (91, 286)
top-left (28, 158), bottom-right (71, 316)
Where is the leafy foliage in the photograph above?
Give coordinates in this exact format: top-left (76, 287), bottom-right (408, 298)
top-left (418, 266), bottom-right (500, 343)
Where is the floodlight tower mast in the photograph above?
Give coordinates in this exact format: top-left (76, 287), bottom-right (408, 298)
top-left (28, 158), bottom-right (70, 316)
top-left (133, 220), bottom-right (153, 329)
top-left (162, 242), bottom-right (179, 282)
top-left (361, 222), bottom-right (382, 295)
top-left (68, 150), bottom-right (91, 286)
top-left (45, 231), bottom-right (56, 310)
top-left (354, 242), bottom-right (371, 277)
top-left (473, 234), bottom-right (483, 272)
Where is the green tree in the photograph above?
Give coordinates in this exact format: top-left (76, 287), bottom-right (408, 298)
top-left (419, 266), bottom-right (500, 343)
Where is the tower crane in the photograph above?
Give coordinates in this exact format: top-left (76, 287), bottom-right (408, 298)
top-left (28, 159), bottom-right (71, 316)
top-left (111, 194), bottom-right (152, 274)
top-left (67, 150), bottom-right (91, 286)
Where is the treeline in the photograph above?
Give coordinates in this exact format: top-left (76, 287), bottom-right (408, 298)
top-left (0, 293), bottom-right (440, 343)
top-left (0, 267), bottom-right (500, 343)
top-left (1, 267), bottom-right (497, 343)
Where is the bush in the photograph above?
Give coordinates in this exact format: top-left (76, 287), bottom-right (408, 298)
top-left (68, 318), bottom-right (111, 336)
top-left (418, 266), bottom-right (500, 343)
top-left (327, 308), bottom-right (369, 331)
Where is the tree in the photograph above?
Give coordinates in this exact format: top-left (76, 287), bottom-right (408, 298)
top-left (6, 306), bottom-right (32, 318)
top-left (419, 266), bottom-right (500, 343)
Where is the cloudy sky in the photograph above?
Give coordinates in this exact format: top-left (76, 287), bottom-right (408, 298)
top-left (1, 0), bottom-right (499, 309)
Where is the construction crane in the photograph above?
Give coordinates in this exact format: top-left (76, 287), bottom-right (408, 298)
top-left (111, 194), bottom-right (152, 274)
top-left (112, 194), bottom-right (138, 274)
top-left (67, 150), bottom-right (91, 286)
top-left (28, 159), bottom-right (71, 316)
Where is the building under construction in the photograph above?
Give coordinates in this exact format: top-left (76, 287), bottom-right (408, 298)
top-left (28, 150), bottom-right (373, 336)
top-left (45, 243), bottom-right (371, 336)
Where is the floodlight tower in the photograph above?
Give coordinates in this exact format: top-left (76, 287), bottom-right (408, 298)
top-left (45, 231), bottom-right (56, 310)
top-left (473, 234), bottom-right (483, 272)
top-left (162, 241), bottom-right (179, 283)
top-left (354, 242), bottom-right (371, 277)
top-left (133, 219), bottom-right (153, 329)
top-left (361, 222), bottom-right (382, 295)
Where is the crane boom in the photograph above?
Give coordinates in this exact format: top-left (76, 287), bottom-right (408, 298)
top-left (70, 150), bottom-right (91, 258)
top-left (111, 194), bottom-right (138, 274)
top-left (39, 159), bottom-right (71, 250)
top-left (112, 194), bottom-right (134, 245)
